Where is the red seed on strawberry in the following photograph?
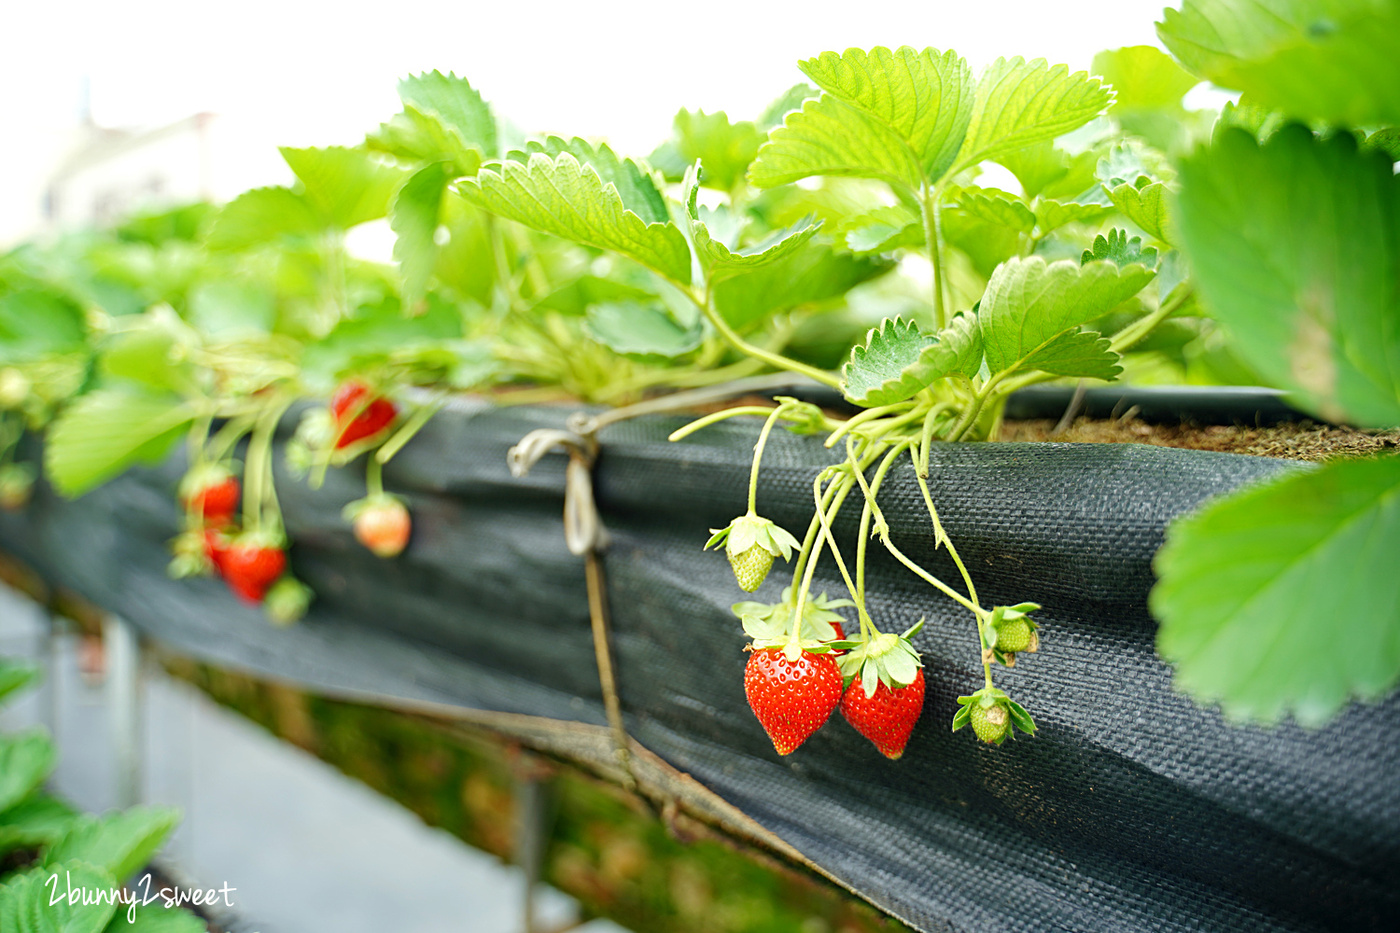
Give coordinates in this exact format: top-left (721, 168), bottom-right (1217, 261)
top-left (330, 380), bottom-right (398, 449)
top-left (840, 668), bottom-right (925, 760)
top-left (744, 647), bottom-right (843, 756)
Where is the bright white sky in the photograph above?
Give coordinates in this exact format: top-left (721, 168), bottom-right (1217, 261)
top-left (2, 0), bottom-right (1174, 243)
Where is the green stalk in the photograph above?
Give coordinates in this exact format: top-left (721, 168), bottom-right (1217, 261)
top-left (747, 403), bottom-right (790, 515)
top-left (919, 185), bottom-right (948, 330)
top-left (689, 286), bottom-right (842, 391)
top-left (376, 396), bottom-right (444, 465)
top-left (242, 406), bottom-right (278, 532)
top-left (811, 470), bottom-right (871, 633)
top-left (367, 455), bottom-right (384, 499)
top-left (946, 373), bottom-right (1006, 442)
top-left (187, 414), bottom-right (213, 469)
top-left (824, 402), bottom-right (914, 449)
top-left (786, 472), bottom-right (856, 655)
top-left (206, 415), bottom-right (255, 465)
top-left (846, 440), bottom-right (979, 616)
top-left (1109, 285), bottom-right (1195, 354)
top-left (912, 453), bottom-right (979, 608)
top-left (668, 406), bottom-right (779, 443)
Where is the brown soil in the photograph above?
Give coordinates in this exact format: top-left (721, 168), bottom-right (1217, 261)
top-left (1000, 417), bottom-right (1400, 461)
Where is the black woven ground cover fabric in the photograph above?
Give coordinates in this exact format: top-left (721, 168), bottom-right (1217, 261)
top-left (3, 401), bottom-right (1397, 933)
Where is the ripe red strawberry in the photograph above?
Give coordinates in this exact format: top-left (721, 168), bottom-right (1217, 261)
top-left (330, 380), bottom-right (397, 449)
top-left (196, 476), bottom-right (240, 523)
top-left (840, 668), bottom-right (925, 759)
top-left (221, 537), bottom-right (286, 604)
top-left (744, 647), bottom-right (843, 756)
top-left (352, 498), bottom-right (411, 557)
top-left (180, 467), bottom-right (240, 524)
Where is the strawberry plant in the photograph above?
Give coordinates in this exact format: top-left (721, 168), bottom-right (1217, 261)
top-left (3, 0), bottom-right (1393, 754)
top-left (0, 657), bottom-right (205, 931)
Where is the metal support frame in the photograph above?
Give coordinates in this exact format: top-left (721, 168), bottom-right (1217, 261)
top-left (104, 613), bottom-right (144, 808)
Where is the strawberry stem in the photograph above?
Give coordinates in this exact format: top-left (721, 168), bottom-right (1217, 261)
top-left (747, 402), bottom-right (791, 516)
top-left (688, 284), bottom-right (842, 391)
top-left (667, 405), bottom-right (782, 443)
top-left (376, 394), bottom-right (444, 465)
top-left (366, 454), bottom-right (384, 499)
top-left (811, 470), bottom-right (873, 636)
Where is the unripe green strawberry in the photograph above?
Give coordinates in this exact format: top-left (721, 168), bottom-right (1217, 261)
top-left (995, 617), bottom-right (1032, 653)
top-left (729, 543), bottom-right (774, 592)
top-left (969, 702), bottom-right (1009, 744)
top-left (706, 512), bottom-right (799, 593)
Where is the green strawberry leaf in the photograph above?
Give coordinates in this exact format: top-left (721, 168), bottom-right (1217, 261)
top-left (650, 109), bottom-right (763, 190)
top-left (951, 704), bottom-right (972, 730)
top-left (1022, 330), bottom-right (1120, 380)
top-left (0, 290), bottom-right (87, 362)
top-left (366, 107), bottom-right (484, 175)
top-left (507, 137), bottom-right (671, 225)
top-left (279, 147), bottom-right (411, 230)
top-left (583, 301), bottom-right (702, 359)
top-left (842, 318), bottom-right (935, 407)
top-left (431, 196), bottom-right (496, 305)
top-left (397, 70), bottom-right (497, 158)
top-left (1157, 0), bottom-right (1400, 126)
top-left (204, 187), bottom-right (323, 251)
top-left (1033, 198), bottom-right (1114, 235)
top-left (711, 240), bottom-right (891, 330)
top-left (685, 176), bottom-right (823, 281)
top-left (1152, 456), bottom-right (1400, 726)
top-left (0, 730), bottom-right (55, 812)
top-left (0, 794), bottom-right (78, 855)
top-left (300, 293), bottom-right (463, 385)
top-left (842, 312), bottom-right (983, 406)
top-left (1098, 140), bottom-right (1173, 189)
top-left (799, 47), bottom-right (976, 184)
top-left (456, 151), bottom-right (692, 284)
top-left (941, 207), bottom-right (1025, 279)
top-left (951, 57), bottom-right (1112, 175)
top-left (1174, 126), bottom-right (1400, 427)
top-left (1364, 127), bottom-right (1400, 162)
top-left (0, 862), bottom-right (119, 933)
top-left (839, 206), bottom-right (923, 253)
top-left (749, 95), bottom-right (926, 192)
top-left (1106, 180), bottom-right (1171, 243)
top-left (45, 390), bottom-right (195, 498)
top-left (389, 162), bottom-right (455, 312)
top-left (186, 281), bottom-right (275, 338)
top-left (0, 658), bottom-right (40, 707)
top-left (979, 257), bottom-right (1153, 380)
top-left (1092, 45), bottom-right (1200, 113)
top-left (994, 140), bottom-right (1100, 202)
top-left (952, 189), bottom-right (1035, 233)
top-left (750, 46), bottom-right (975, 192)
top-left (927, 311), bottom-right (984, 380)
top-left (45, 806), bottom-right (180, 883)
top-left (758, 84), bottom-right (820, 129)
top-left (1082, 229), bottom-right (1158, 269)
